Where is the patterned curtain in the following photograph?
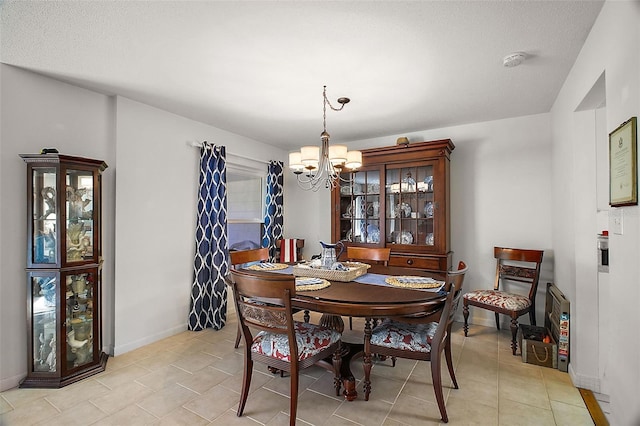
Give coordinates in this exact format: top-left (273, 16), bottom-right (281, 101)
top-left (188, 143), bottom-right (228, 331)
top-left (262, 161), bottom-right (284, 261)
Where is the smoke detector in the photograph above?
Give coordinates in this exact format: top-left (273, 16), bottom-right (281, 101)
top-left (503, 52), bottom-right (526, 68)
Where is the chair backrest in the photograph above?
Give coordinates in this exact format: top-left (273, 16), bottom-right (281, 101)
top-left (432, 261), bottom-right (468, 350)
top-left (276, 238), bottom-right (305, 259)
top-left (493, 247), bottom-right (544, 301)
top-left (346, 246), bottom-right (391, 266)
top-left (228, 269), bottom-right (298, 357)
top-left (229, 247), bottom-right (270, 268)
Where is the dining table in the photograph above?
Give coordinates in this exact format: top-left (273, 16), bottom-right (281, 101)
top-left (243, 262), bottom-right (448, 401)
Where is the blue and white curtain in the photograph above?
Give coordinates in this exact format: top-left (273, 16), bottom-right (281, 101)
top-left (188, 143), bottom-right (228, 331)
top-left (262, 161), bottom-right (284, 261)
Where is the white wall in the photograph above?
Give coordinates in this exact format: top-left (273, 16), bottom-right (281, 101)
top-left (550, 1), bottom-right (640, 424)
top-left (113, 97), bottom-right (285, 355)
top-left (286, 113), bottom-right (555, 327)
top-left (0, 65), bottom-right (116, 390)
top-left (0, 66), bottom-right (286, 389)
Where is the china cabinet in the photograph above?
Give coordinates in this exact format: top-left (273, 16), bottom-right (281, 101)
top-left (19, 153), bottom-right (108, 388)
top-left (332, 139), bottom-right (454, 271)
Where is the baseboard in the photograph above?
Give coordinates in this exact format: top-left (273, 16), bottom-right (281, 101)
top-left (569, 363), bottom-right (601, 393)
top-left (113, 323), bottom-right (187, 356)
top-left (0, 372), bottom-right (26, 392)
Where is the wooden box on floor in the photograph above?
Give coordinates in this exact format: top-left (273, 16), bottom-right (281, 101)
top-left (519, 324), bottom-right (557, 369)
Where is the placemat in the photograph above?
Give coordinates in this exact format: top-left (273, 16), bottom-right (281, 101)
top-left (295, 277), bottom-right (331, 291)
top-left (246, 262), bottom-right (289, 271)
top-left (385, 276), bottom-right (444, 289)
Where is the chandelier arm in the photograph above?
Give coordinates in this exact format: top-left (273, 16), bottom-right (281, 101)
top-left (323, 85), bottom-right (347, 112)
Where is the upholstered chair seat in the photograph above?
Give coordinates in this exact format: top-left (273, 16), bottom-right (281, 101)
top-left (463, 290), bottom-right (531, 311)
top-left (370, 320), bottom-right (438, 353)
top-left (252, 322), bottom-right (341, 362)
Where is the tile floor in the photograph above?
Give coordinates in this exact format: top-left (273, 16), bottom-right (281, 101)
top-left (0, 310), bottom-right (593, 425)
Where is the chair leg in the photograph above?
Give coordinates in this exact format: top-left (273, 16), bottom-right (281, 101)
top-left (349, 316), bottom-right (353, 330)
top-left (237, 355), bottom-right (253, 417)
top-left (510, 317), bottom-right (519, 355)
top-left (529, 306), bottom-right (536, 326)
top-left (289, 364), bottom-right (299, 426)
top-left (363, 318), bottom-right (373, 401)
top-left (332, 348), bottom-right (342, 396)
top-left (234, 323), bottom-right (242, 348)
top-left (462, 303), bottom-right (469, 336)
top-left (462, 300), bottom-right (469, 337)
top-left (431, 350), bottom-right (448, 423)
top-left (444, 333), bottom-right (458, 389)
top-left (495, 312), bottom-right (501, 331)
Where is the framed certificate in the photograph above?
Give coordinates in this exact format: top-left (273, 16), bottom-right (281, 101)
top-left (609, 117), bottom-right (637, 207)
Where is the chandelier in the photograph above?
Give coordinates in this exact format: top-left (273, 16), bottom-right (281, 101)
top-left (288, 86), bottom-right (362, 191)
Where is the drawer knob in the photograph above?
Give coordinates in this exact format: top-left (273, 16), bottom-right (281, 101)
top-left (407, 259), bottom-right (413, 265)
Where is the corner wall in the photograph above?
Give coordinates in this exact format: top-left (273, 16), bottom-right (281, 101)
top-left (0, 66), bottom-right (285, 390)
top-left (550, 1), bottom-right (640, 424)
top-left (0, 65), bottom-right (116, 390)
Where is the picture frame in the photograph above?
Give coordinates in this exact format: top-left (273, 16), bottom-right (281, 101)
top-left (609, 117), bottom-right (637, 207)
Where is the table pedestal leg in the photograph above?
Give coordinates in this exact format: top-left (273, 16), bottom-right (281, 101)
top-left (319, 313), bottom-right (360, 401)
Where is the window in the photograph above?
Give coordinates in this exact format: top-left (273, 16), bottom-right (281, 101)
top-left (227, 169), bottom-right (263, 222)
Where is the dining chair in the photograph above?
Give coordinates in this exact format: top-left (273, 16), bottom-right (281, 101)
top-left (462, 246), bottom-right (544, 355)
top-left (229, 247), bottom-right (270, 348)
top-left (345, 246), bottom-right (391, 329)
top-left (228, 269), bottom-right (342, 426)
top-left (362, 261), bottom-right (468, 423)
top-left (275, 238), bottom-right (305, 262)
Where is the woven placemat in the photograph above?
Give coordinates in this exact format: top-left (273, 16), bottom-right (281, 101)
top-left (295, 277), bottom-right (331, 291)
top-left (384, 276), bottom-right (444, 289)
top-left (246, 262), bottom-right (289, 271)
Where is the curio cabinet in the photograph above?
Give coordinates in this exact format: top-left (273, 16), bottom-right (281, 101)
top-left (20, 153), bottom-right (108, 388)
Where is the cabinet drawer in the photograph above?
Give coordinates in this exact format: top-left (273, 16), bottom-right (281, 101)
top-left (389, 255), bottom-right (444, 270)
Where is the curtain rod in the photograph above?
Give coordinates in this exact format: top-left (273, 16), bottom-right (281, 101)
top-left (187, 140), bottom-right (270, 165)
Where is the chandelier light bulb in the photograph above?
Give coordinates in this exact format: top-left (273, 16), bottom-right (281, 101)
top-left (329, 145), bottom-right (348, 165)
top-left (300, 146), bottom-right (320, 167)
top-left (288, 152), bottom-right (304, 172)
top-left (345, 151), bottom-right (362, 169)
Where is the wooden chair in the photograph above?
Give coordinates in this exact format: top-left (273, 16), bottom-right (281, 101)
top-left (275, 238), bottom-right (305, 262)
top-left (462, 247), bottom-right (544, 355)
top-left (229, 248), bottom-right (270, 348)
top-left (228, 269), bottom-right (342, 426)
top-left (345, 246), bottom-right (391, 329)
top-left (363, 261), bottom-right (468, 423)
top-left (230, 247), bottom-right (270, 268)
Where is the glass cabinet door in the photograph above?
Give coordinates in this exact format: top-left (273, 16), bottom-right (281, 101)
top-left (30, 272), bottom-right (58, 373)
top-left (64, 269), bottom-right (96, 369)
top-left (339, 170), bottom-right (381, 244)
top-left (385, 164), bottom-right (435, 247)
top-left (65, 169), bottom-right (95, 263)
top-left (31, 168), bottom-right (58, 265)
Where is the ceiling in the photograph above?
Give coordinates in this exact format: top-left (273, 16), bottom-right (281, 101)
top-left (1, 1), bottom-right (604, 151)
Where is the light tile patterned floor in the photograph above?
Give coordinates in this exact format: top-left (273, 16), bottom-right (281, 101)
top-left (0, 311), bottom-right (593, 425)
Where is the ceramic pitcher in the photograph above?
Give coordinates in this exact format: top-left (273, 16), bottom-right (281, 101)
top-left (319, 241), bottom-right (345, 269)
